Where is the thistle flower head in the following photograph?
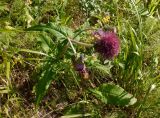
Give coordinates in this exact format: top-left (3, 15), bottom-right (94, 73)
top-left (93, 30), bottom-right (120, 59)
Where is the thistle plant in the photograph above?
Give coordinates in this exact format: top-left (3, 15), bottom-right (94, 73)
top-left (0, 0), bottom-right (160, 117)
top-left (25, 22), bottom-right (124, 105)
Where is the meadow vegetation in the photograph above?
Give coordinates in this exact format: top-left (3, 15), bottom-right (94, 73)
top-left (0, 0), bottom-right (160, 117)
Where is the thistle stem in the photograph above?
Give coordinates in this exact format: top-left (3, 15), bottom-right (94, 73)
top-left (67, 37), bottom-right (77, 55)
top-left (70, 39), bottom-right (94, 47)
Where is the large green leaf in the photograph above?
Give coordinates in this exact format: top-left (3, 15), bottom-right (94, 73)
top-left (90, 83), bottom-right (137, 106)
top-left (26, 22), bottom-right (75, 40)
top-left (35, 62), bottom-right (55, 106)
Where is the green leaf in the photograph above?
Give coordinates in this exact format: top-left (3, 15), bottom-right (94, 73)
top-left (48, 22), bottom-right (74, 38)
top-left (35, 62), bottom-right (55, 106)
top-left (38, 34), bottom-right (54, 53)
top-left (92, 63), bottom-right (112, 77)
top-left (19, 49), bottom-right (49, 57)
top-left (26, 22), bottom-right (75, 40)
top-left (90, 83), bottom-right (137, 106)
top-left (63, 101), bottom-right (91, 117)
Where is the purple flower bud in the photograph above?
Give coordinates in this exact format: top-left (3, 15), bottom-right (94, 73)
top-left (72, 54), bottom-right (90, 79)
top-left (75, 64), bottom-right (85, 71)
top-left (94, 30), bottom-right (120, 59)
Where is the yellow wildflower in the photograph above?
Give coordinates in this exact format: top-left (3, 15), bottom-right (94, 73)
top-left (102, 16), bottom-right (110, 24)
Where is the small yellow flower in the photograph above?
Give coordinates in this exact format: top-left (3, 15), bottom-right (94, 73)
top-left (102, 16), bottom-right (110, 24)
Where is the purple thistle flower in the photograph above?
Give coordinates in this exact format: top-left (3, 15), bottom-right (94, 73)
top-left (94, 30), bottom-right (120, 59)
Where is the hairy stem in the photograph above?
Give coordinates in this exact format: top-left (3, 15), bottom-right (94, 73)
top-left (70, 39), bottom-right (94, 47)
